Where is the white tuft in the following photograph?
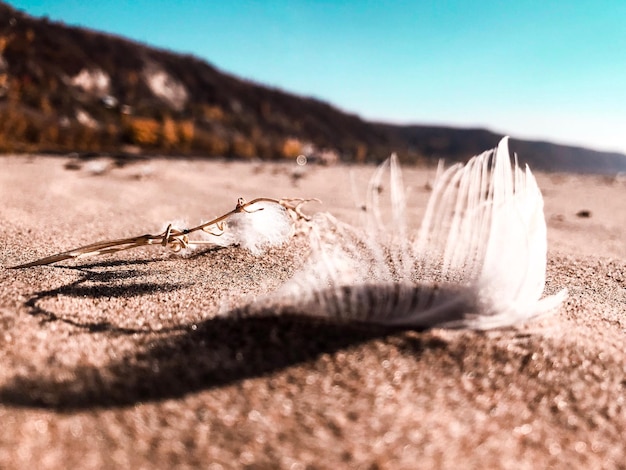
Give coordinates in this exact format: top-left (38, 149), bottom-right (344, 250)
top-left (227, 201), bottom-right (294, 255)
top-left (197, 201), bottom-right (293, 255)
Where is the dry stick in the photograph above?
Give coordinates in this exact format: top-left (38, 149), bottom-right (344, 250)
top-left (11, 197), bottom-right (319, 269)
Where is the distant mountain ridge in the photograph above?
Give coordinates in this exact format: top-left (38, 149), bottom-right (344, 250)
top-left (0, 1), bottom-right (625, 174)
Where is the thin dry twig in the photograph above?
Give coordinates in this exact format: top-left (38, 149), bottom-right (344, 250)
top-left (11, 197), bottom-right (319, 269)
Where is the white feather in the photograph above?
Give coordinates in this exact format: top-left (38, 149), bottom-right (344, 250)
top-left (264, 137), bottom-right (567, 329)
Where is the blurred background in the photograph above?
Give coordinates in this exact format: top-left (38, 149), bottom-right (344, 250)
top-left (1, 0), bottom-right (625, 173)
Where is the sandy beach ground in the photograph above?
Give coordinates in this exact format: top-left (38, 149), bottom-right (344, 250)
top-left (0, 154), bottom-right (625, 469)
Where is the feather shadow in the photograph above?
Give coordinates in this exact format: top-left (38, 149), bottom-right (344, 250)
top-left (0, 311), bottom-right (447, 410)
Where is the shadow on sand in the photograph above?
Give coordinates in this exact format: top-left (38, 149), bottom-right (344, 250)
top-left (0, 310), bottom-right (450, 411)
top-left (1, 256), bottom-right (451, 411)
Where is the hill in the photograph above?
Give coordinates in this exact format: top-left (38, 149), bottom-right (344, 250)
top-left (0, 2), bottom-right (625, 173)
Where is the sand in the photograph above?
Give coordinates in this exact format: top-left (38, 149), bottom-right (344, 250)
top-left (0, 154), bottom-right (625, 469)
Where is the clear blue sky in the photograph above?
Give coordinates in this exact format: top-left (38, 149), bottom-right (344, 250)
top-left (10, 0), bottom-right (626, 153)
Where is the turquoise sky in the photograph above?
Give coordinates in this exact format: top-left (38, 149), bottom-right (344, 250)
top-left (10, 0), bottom-right (626, 153)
